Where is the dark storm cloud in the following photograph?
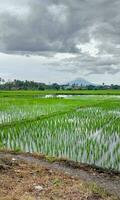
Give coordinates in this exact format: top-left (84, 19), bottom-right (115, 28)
top-left (0, 0), bottom-right (120, 75)
top-left (0, 0), bottom-right (106, 53)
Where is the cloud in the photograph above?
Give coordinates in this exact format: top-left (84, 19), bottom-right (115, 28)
top-left (0, 0), bottom-right (120, 81)
top-left (0, 0), bottom-right (103, 54)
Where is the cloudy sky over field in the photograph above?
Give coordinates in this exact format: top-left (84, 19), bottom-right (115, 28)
top-left (0, 0), bottom-right (120, 84)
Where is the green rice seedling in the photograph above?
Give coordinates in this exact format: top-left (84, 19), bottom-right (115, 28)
top-left (0, 93), bottom-right (120, 171)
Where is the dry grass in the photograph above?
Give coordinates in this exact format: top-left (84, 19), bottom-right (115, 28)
top-left (0, 156), bottom-right (118, 200)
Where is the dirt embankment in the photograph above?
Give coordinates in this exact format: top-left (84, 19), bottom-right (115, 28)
top-left (0, 151), bottom-right (120, 200)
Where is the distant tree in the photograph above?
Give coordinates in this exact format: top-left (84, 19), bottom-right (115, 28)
top-left (0, 78), bottom-right (2, 84)
top-left (51, 83), bottom-right (60, 90)
top-left (87, 85), bottom-right (95, 90)
top-left (0, 78), bottom-right (5, 85)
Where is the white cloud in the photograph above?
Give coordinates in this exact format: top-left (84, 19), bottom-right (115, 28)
top-left (76, 39), bottom-right (100, 57)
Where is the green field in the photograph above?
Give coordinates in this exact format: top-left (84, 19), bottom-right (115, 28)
top-left (0, 89), bottom-right (120, 97)
top-left (0, 90), bottom-right (120, 171)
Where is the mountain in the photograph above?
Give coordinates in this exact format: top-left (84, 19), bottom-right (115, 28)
top-left (67, 78), bottom-right (95, 86)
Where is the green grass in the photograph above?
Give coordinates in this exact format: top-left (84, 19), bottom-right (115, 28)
top-left (0, 89), bottom-right (120, 97)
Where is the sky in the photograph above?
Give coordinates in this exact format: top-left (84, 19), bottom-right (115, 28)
top-left (0, 0), bottom-right (120, 84)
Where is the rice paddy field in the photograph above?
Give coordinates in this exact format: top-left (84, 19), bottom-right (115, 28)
top-left (0, 90), bottom-right (120, 171)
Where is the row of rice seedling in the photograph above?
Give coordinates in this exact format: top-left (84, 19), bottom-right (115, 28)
top-left (0, 103), bottom-right (120, 171)
top-left (0, 104), bottom-right (61, 124)
top-left (0, 96), bottom-right (80, 124)
top-left (0, 94), bottom-right (106, 125)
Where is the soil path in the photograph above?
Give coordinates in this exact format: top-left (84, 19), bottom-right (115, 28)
top-left (0, 152), bottom-right (120, 198)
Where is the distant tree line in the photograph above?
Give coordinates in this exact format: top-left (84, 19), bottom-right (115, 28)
top-left (0, 79), bottom-right (61, 90)
top-left (0, 78), bottom-right (120, 90)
